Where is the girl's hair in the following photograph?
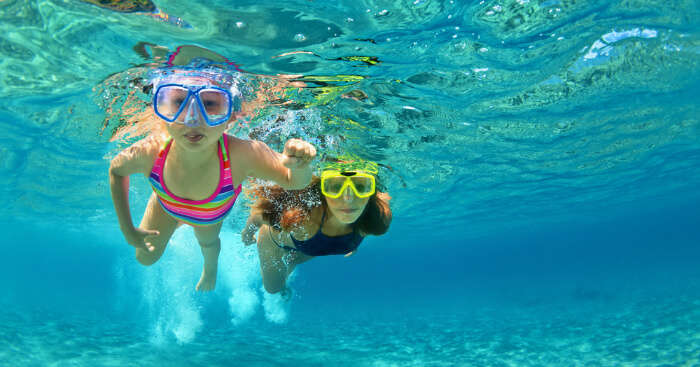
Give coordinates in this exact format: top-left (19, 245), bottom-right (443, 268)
top-left (248, 177), bottom-right (392, 235)
top-left (106, 68), bottom-right (296, 142)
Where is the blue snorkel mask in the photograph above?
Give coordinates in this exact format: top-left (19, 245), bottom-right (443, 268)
top-left (150, 68), bottom-right (243, 127)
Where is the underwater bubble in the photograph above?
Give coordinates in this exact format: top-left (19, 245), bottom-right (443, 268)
top-left (293, 33), bottom-right (307, 42)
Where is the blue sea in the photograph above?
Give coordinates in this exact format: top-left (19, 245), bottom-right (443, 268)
top-left (1, 0), bottom-right (699, 365)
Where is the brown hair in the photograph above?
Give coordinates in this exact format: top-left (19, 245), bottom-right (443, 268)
top-left (248, 177), bottom-right (392, 236)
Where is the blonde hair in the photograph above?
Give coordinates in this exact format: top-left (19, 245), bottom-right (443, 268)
top-left (105, 71), bottom-right (297, 143)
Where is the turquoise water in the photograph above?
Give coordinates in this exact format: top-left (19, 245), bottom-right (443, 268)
top-left (1, 0), bottom-right (699, 365)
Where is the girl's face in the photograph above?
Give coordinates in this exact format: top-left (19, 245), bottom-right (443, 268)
top-left (164, 114), bottom-right (228, 152)
top-left (325, 187), bottom-right (371, 224)
top-left (159, 76), bottom-right (243, 151)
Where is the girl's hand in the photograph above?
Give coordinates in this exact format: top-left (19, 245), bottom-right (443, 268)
top-left (282, 139), bottom-right (316, 169)
top-left (124, 227), bottom-right (160, 252)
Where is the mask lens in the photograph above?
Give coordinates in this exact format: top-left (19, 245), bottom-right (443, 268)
top-left (155, 85), bottom-right (190, 120)
top-left (351, 176), bottom-right (374, 196)
top-left (199, 89), bottom-right (230, 122)
top-left (323, 176), bottom-right (347, 196)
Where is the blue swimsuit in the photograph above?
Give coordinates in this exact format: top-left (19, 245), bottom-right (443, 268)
top-left (271, 210), bottom-right (364, 256)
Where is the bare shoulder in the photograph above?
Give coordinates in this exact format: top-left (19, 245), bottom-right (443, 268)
top-left (110, 135), bottom-right (163, 176)
top-left (135, 134), bottom-right (164, 155)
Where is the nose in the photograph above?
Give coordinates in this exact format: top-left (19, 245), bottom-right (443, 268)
top-left (342, 186), bottom-right (354, 201)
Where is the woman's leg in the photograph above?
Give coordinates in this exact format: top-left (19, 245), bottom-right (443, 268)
top-left (192, 221), bottom-right (223, 291)
top-left (256, 225), bottom-right (312, 294)
top-left (135, 193), bottom-right (179, 266)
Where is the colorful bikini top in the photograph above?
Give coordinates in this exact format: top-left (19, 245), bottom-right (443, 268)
top-left (149, 136), bottom-right (241, 226)
top-left (289, 210), bottom-right (364, 256)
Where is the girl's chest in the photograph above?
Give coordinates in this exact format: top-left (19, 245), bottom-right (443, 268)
top-left (162, 160), bottom-right (222, 201)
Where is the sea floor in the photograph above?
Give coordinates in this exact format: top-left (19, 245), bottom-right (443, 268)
top-left (2, 291), bottom-right (698, 367)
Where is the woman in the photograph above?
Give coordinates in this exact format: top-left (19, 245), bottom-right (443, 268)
top-left (242, 158), bottom-right (392, 295)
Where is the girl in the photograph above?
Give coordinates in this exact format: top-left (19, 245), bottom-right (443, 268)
top-left (241, 158), bottom-right (392, 295)
top-left (109, 67), bottom-right (316, 291)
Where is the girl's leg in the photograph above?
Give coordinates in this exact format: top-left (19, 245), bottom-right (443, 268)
top-left (136, 193), bottom-right (179, 266)
top-left (192, 221), bottom-right (223, 291)
top-left (257, 225), bottom-right (312, 294)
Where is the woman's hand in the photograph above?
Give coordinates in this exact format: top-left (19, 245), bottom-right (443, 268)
top-left (124, 227), bottom-right (160, 252)
top-left (281, 139), bottom-right (316, 169)
top-left (241, 209), bottom-right (265, 246)
top-left (241, 223), bottom-right (259, 246)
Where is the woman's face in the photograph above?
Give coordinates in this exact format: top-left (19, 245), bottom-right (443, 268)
top-left (325, 187), bottom-right (371, 224)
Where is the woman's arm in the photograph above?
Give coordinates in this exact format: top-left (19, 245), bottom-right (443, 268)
top-left (241, 201), bottom-right (322, 246)
top-left (241, 206), bottom-right (268, 246)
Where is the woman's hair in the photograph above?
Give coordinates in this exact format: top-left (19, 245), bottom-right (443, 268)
top-left (248, 176), bottom-right (392, 236)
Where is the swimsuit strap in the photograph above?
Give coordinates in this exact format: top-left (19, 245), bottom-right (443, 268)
top-left (162, 136), bottom-right (173, 150)
top-left (153, 137), bottom-right (174, 167)
top-left (220, 135), bottom-right (229, 163)
top-left (268, 225), bottom-right (298, 252)
top-left (318, 207), bottom-right (327, 230)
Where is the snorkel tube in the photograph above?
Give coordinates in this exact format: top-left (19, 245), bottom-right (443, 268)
top-left (321, 155), bottom-right (380, 175)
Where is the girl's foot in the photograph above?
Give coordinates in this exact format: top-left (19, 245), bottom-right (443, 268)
top-left (196, 263), bottom-right (217, 291)
top-left (196, 239), bottom-right (220, 291)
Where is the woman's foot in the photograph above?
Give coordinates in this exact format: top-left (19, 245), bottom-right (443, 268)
top-left (280, 287), bottom-right (293, 302)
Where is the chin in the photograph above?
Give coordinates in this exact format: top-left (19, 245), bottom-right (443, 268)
top-left (339, 213), bottom-right (362, 224)
top-left (180, 135), bottom-right (213, 147)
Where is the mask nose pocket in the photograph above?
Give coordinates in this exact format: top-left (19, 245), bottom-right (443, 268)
top-left (183, 97), bottom-right (203, 127)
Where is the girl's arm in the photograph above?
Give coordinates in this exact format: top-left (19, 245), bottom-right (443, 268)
top-left (239, 138), bottom-right (316, 190)
top-left (109, 138), bottom-right (160, 250)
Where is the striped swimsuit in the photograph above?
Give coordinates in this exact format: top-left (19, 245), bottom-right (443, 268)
top-left (149, 136), bottom-right (241, 226)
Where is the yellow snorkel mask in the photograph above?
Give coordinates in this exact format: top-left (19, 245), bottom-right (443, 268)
top-left (320, 157), bottom-right (379, 199)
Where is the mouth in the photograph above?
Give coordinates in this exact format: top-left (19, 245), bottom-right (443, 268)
top-left (339, 208), bottom-right (359, 214)
top-left (184, 132), bottom-right (205, 143)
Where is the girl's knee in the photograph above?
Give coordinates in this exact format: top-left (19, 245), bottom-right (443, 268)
top-left (135, 249), bottom-right (161, 266)
top-left (198, 237), bottom-right (221, 249)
